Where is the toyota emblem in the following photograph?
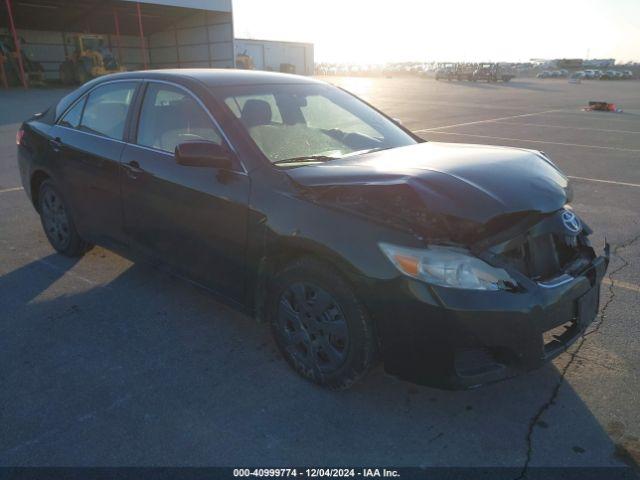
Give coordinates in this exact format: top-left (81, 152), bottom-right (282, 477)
top-left (561, 210), bottom-right (582, 234)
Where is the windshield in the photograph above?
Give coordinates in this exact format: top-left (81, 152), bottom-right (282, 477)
top-left (79, 37), bottom-right (102, 51)
top-left (215, 83), bottom-right (417, 164)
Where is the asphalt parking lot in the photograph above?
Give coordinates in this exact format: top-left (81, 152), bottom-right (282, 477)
top-left (1, 77), bottom-right (639, 475)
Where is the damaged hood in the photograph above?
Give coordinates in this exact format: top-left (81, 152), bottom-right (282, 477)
top-left (286, 142), bottom-right (571, 243)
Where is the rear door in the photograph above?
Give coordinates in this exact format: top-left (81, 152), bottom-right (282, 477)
top-left (120, 81), bottom-right (250, 303)
top-left (50, 80), bottom-right (139, 246)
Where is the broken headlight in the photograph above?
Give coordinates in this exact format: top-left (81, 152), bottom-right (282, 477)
top-left (379, 243), bottom-right (516, 291)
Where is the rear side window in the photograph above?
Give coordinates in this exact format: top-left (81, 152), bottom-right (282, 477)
top-left (136, 83), bottom-right (223, 153)
top-left (79, 82), bottom-right (137, 140)
top-left (59, 97), bottom-right (86, 129)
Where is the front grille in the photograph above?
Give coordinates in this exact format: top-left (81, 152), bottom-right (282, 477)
top-left (500, 233), bottom-right (584, 281)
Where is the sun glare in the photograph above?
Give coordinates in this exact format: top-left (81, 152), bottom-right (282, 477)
top-left (233, 0), bottom-right (640, 63)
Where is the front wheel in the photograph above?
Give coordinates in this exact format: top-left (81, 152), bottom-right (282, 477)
top-left (38, 180), bottom-right (91, 257)
top-left (268, 257), bottom-right (376, 390)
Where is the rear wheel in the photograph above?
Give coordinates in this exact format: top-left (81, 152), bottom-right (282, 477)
top-left (268, 257), bottom-right (376, 390)
top-left (38, 180), bottom-right (91, 257)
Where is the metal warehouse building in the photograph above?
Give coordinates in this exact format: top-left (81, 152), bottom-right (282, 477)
top-left (235, 38), bottom-right (314, 76)
top-left (0, 0), bottom-right (313, 87)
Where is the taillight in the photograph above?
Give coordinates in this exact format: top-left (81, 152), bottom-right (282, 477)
top-left (16, 127), bottom-right (25, 145)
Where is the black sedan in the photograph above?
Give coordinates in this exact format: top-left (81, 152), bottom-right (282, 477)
top-left (17, 70), bottom-right (608, 390)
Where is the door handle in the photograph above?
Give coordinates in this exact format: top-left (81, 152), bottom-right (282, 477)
top-left (122, 160), bottom-right (145, 179)
top-left (49, 137), bottom-right (63, 152)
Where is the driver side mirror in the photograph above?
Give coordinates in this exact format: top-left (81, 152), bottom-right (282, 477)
top-left (175, 141), bottom-right (235, 169)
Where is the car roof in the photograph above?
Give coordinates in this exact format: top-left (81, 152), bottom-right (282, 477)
top-left (94, 68), bottom-right (324, 88)
top-left (51, 68), bottom-right (327, 124)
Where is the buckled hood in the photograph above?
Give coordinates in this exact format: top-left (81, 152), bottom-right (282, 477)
top-left (287, 142), bottom-right (571, 244)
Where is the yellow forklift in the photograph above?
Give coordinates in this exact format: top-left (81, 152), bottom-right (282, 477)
top-left (236, 50), bottom-right (255, 70)
top-left (0, 34), bottom-right (45, 87)
top-left (59, 34), bottom-right (125, 85)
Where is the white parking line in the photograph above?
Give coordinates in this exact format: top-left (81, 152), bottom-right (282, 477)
top-left (0, 186), bottom-right (23, 194)
top-left (36, 256), bottom-right (102, 287)
top-left (412, 109), bottom-right (565, 132)
top-left (493, 121), bottom-right (640, 135)
top-left (603, 278), bottom-right (640, 294)
top-left (421, 131), bottom-right (640, 153)
top-left (568, 176), bottom-right (640, 188)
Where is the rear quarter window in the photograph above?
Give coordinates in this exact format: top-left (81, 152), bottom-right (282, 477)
top-left (59, 98), bottom-right (86, 129)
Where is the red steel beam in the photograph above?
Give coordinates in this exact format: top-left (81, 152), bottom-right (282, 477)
top-left (4, 0), bottom-right (28, 88)
top-left (136, 2), bottom-right (148, 69)
top-left (0, 53), bottom-right (9, 89)
top-left (113, 8), bottom-right (123, 66)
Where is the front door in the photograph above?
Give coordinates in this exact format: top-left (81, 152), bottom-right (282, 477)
top-left (120, 81), bottom-right (250, 304)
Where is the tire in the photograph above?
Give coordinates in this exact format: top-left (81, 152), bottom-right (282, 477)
top-left (59, 62), bottom-right (73, 85)
top-left (38, 180), bottom-right (91, 257)
top-left (75, 66), bottom-right (88, 85)
top-left (268, 257), bottom-right (376, 390)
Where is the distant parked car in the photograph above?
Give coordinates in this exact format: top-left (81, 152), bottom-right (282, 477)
top-left (600, 70), bottom-right (622, 80)
top-left (583, 70), bottom-right (596, 79)
top-left (570, 71), bottom-right (585, 81)
top-left (621, 70), bottom-right (634, 79)
top-left (536, 71), bottom-right (551, 79)
top-left (435, 66), bottom-right (454, 81)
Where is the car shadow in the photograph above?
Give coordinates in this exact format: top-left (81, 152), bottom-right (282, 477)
top-left (0, 250), bottom-right (634, 473)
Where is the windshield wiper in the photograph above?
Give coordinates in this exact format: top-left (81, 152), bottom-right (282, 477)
top-left (272, 155), bottom-right (338, 165)
top-left (345, 147), bottom-right (390, 157)
top-left (273, 148), bottom-right (391, 166)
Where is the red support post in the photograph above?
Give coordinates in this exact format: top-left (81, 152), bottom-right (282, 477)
top-left (0, 54), bottom-right (9, 89)
top-left (4, 0), bottom-right (28, 88)
top-left (113, 8), bottom-right (123, 66)
top-left (136, 2), bottom-right (148, 69)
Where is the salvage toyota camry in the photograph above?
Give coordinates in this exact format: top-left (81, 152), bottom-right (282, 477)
top-left (17, 70), bottom-right (609, 390)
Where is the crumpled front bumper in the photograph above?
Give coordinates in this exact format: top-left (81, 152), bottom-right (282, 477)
top-left (366, 247), bottom-right (609, 390)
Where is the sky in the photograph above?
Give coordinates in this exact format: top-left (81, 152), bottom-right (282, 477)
top-left (232, 0), bottom-right (640, 64)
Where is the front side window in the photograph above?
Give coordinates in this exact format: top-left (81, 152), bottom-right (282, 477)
top-left (217, 83), bottom-right (416, 164)
top-left (80, 82), bottom-right (137, 140)
top-left (137, 83), bottom-right (223, 154)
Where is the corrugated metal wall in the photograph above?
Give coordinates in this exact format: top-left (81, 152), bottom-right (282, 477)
top-left (0, 10), bottom-right (233, 82)
top-left (0, 28), bottom-right (149, 80)
top-left (234, 39), bottom-right (314, 75)
top-left (1, 10), bottom-right (315, 82)
top-left (148, 11), bottom-right (234, 68)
